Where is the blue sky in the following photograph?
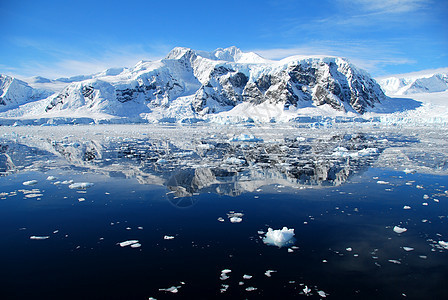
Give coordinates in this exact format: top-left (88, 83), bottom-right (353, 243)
top-left (1, 0), bottom-right (447, 79)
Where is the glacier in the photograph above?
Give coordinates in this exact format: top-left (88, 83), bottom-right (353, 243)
top-left (1, 47), bottom-right (446, 125)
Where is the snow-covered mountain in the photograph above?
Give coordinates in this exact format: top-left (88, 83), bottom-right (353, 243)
top-left (378, 68), bottom-right (448, 96)
top-left (0, 74), bottom-right (51, 108)
top-left (40, 46), bottom-right (385, 119)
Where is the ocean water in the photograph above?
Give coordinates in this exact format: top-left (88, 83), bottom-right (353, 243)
top-left (0, 124), bottom-right (447, 299)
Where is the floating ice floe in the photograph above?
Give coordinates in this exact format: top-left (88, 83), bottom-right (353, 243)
top-left (220, 269), bottom-right (231, 280)
top-left (227, 211), bottom-right (244, 223)
top-left (25, 193), bottom-right (43, 198)
top-left (164, 235), bottom-right (175, 240)
top-left (357, 147), bottom-right (378, 157)
top-left (118, 240), bottom-right (139, 247)
top-left (23, 180), bottom-right (38, 186)
top-left (403, 168), bottom-right (416, 174)
top-left (438, 241), bottom-right (448, 249)
top-left (78, 198), bottom-right (85, 202)
top-left (388, 259), bottom-right (402, 265)
top-left (303, 286), bottom-right (311, 295)
top-left (68, 182), bottom-right (94, 189)
top-left (403, 247), bottom-right (414, 251)
top-left (61, 180), bottom-right (74, 185)
top-left (393, 226), bottom-right (407, 234)
top-left (225, 157), bottom-right (246, 165)
top-left (220, 284), bottom-right (229, 293)
top-left (263, 227), bottom-right (295, 247)
top-left (264, 270), bottom-right (277, 277)
top-left (30, 236), bottom-right (49, 240)
top-left (245, 287), bottom-right (257, 292)
top-left (130, 243), bottom-right (141, 248)
top-left (377, 181), bottom-right (390, 185)
top-left (46, 176), bottom-right (57, 181)
top-left (159, 286), bottom-right (180, 293)
top-left (243, 274), bottom-right (253, 279)
top-left (217, 217), bottom-right (225, 222)
top-left (318, 290), bottom-right (328, 298)
top-left (403, 206), bottom-right (411, 210)
top-left (228, 134), bottom-right (263, 142)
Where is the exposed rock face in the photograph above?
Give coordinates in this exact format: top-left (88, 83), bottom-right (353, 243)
top-left (40, 47), bottom-right (385, 115)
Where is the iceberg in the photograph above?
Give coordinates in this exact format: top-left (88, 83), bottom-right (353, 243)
top-left (23, 180), bottom-right (38, 186)
top-left (263, 227), bottom-right (295, 247)
top-left (393, 226), bottom-right (407, 234)
top-left (68, 182), bottom-right (94, 189)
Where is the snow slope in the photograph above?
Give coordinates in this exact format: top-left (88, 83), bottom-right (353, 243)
top-left (2, 47), bottom-right (446, 125)
top-left (378, 68), bottom-right (448, 95)
top-left (0, 75), bottom-right (51, 109)
top-left (0, 47), bottom-right (390, 123)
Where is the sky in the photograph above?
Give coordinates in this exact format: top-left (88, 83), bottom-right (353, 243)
top-left (0, 0), bottom-right (447, 79)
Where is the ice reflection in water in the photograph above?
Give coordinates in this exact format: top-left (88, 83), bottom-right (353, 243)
top-left (0, 124), bottom-right (447, 299)
top-left (1, 126), bottom-right (413, 200)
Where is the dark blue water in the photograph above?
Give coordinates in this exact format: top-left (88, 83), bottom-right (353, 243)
top-left (1, 166), bottom-right (447, 299)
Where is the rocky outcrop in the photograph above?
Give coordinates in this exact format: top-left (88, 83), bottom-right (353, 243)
top-left (40, 47), bottom-right (385, 115)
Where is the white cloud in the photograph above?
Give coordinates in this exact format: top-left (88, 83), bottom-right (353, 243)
top-left (348, 0), bottom-right (429, 14)
top-left (5, 37), bottom-right (171, 79)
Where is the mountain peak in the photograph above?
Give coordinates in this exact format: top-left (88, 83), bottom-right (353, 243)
top-left (165, 47), bottom-right (197, 60)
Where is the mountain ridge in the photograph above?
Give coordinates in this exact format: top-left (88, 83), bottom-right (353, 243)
top-left (2, 46), bottom-right (437, 124)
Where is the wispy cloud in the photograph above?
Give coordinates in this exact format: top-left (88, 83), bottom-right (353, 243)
top-left (346, 0), bottom-right (429, 14)
top-left (4, 37), bottom-right (171, 79)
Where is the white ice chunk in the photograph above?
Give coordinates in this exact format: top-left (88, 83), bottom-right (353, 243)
top-left (228, 134), bottom-right (263, 142)
top-left (403, 168), bottom-right (416, 174)
top-left (78, 198), bottom-right (85, 202)
top-left (220, 284), bottom-right (229, 293)
top-left (264, 270), bottom-right (277, 277)
top-left (303, 286), bottom-right (311, 295)
top-left (346, 247), bottom-right (353, 252)
top-left (25, 193), bottom-right (43, 198)
top-left (393, 226), bottom-right (407, 234)
top-left (403, 247), bottom-right (414, 251)
top-left (357, 148), bottom-right (378, 156)
top-left (23, 180), bottom-right (38, 186)
top-left (227, 212), bottom-right (244, 223)
top-left (220, 269), bottom-right (231, 281)
top-left (318, 290), bottom-right (327, 298)
top-left (225, 157), bottom-right (246, 165)
top-left (46, 176), bottom-right (57, 181)
top-left (243, 274), bottom-right (253, 279)
top-left (377, 181), bottom-right (390, 185)
top-left (159, 286), bottom-right (180, 293)
top-left (403, 206), bottom-right (411, 210)
top-left (130, 243), bottom-right (141, 248)
top-left (30, 236), bottom-right (49, 240)
top-left (438, 241), bottom-right (448, 249)
top-left (388, 259), bottom-right (402, 264)
top-left (245, 287), bottom-right (257, 292)
top-left (69, 182), bottom-right (94, 189)
top-left (229, 217), bottom-right (243, 223)
top-left (164, 235), bottom-right (175, 240)
top-left (263, 227), bottom-right (295, 247)
top-left (118, 240), bottom-right (139, 247)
